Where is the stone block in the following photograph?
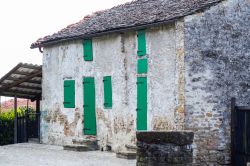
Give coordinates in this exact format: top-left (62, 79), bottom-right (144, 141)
top-left (71, 138), bottom-right (99, 150)
top-left (125, 144), bottom-right (137, 152)
top-left (136, 131), bottom-right (194, 165)
top-left (116, 151), bottom-right (136, 160)
top-left (136, 131), bottom-right (194, 145)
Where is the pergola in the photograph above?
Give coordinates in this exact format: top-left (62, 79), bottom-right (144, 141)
top-left (0, 63), bottom-right (42, 143)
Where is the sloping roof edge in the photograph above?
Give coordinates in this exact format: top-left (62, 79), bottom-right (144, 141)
top-left (31, 0), bottom-right (222, 49)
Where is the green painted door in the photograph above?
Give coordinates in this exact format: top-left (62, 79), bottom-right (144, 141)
top-left (137, 77), bottom-right (147, 130)
top-left (83, 77), bottom-right (96, 135)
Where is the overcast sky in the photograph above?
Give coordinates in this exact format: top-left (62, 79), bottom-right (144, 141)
top-left (0, 0), bottom-right (132, 78)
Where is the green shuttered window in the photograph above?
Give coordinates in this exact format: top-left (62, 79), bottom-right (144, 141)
top-left (137, 30), bottom-right (146, 56)
top-left (64, 80), bottom-right (75, 108)
top-left (103, 76), bottom-right (112, 109)
top-left (137, 59), bottom-right (148, 74)
top-left (83, 39), bottom-right (93, 61)
top-left (137, 77), bottom-right (147, 130)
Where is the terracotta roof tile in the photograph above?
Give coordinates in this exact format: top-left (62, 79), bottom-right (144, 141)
top-left (31, 0), bottom-right (222, 48)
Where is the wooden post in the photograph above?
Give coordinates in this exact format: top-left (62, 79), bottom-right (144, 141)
top-left (14, 96), bottom-right (18, 144)
top-left (36, 100), bottom-right (40, 143)
top-left (27, 99), bottom-right (29, 109)
top-left (25, 99), bottom-right (29, 142)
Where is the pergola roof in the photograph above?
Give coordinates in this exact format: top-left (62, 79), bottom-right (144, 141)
top-left (0, 63), bottom-right (42, 100)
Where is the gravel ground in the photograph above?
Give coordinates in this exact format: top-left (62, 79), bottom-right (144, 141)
top-left (0, 143), bottom-right (136, 166)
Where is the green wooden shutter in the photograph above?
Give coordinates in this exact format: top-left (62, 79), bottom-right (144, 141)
top-left (137, 30), bottom-right (146, 56)
top-left (83, 39), bottom-right (93, 61)
top-left (103, 76), bottom-right (112, 109)
top-left (137, 59), bottom-right (148, 74)
top-left (137, 77), bottom-right (147, 130)
top-left (83, 77), bottom-right (96, 135)
top-left (64, 80), bottom-right (75, 108)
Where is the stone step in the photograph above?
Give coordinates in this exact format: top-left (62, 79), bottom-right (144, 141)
top-left (71, 138), bottom-right (99, 150)
top-left (63, 144), bottom-right (99, 152)
top-left (125, 144), bottom-right (137, 152)
top-left (116, 151), bottom-right (137, 160)
top-left (72, 138), bottom-right (98, 145)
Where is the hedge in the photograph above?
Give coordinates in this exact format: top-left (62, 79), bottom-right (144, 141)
top-left (0, 107), bottom-right (35, 146)
top-left (0, 111), bottom-right (14, 145)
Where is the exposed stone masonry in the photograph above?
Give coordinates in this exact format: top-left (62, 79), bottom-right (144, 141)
top-left (184, 0), bottom-right (250, 164)
top-left (136, 131), bottom-right (194, 166)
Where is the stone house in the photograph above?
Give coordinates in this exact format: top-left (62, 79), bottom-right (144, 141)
top-left (31, 0), bottom-right (250, 165)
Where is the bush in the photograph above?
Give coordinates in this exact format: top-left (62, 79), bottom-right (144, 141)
top-left (0, 111), bottom-right (14, 145)
top-left (0, 107), bottom-right (35, 146)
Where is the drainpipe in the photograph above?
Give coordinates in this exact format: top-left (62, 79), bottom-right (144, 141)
top-left (39, 47), bottom-right (43, 53)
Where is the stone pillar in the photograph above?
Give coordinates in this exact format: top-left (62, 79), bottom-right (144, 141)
top-left (136, 131), bottom-right (194, 166)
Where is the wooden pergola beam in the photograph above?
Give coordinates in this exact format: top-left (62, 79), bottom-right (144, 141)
top-left (0, 93), bottom-right (35, 100)
top-left (0, 83), bottom-right (41, 91)
top-left (3, 89), bottom-right (40, 96)
top-left (21, 64), bottom-right (42, 70)
top-left (13, 71), bottom-right (42, 77)
top-left (5, 77), bottom-right (41, 85)
top-left (14, 85), bottom-right (42, 91)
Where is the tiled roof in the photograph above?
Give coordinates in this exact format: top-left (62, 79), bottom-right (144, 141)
top-left (31, 0), bottom-right (222, 48)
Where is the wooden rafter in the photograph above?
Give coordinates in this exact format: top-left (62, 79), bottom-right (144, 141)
top-left (0, 83), bottom-right (41, 90)
top-left (3, 89), bottom-right (40, 96)
top-left (0, 93), bottom-right (35, 99)
top-left (13, 85), bottom-right (42, 91)
top-left (13, 71), bottom-right (42, 77)
top-left (5, 77), bottom-right (41, 85)
top-left (0, 70), bottom-right (42, 92)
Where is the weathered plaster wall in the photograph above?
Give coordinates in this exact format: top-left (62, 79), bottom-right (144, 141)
top-left (184, 0), bottom-right (250, 164)
top-left (147, 24), bottom-right (177, 131)
top-left (41, 25), bottom-right (179, 152)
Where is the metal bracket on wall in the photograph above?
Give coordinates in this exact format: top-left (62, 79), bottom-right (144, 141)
top-left (136, 108), bottom-right (142, 112)
top-left (83, 128), bottom-right (91, 131)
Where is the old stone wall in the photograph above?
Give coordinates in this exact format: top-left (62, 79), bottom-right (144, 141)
top-left (136, 131), bottom-right (194, 166)
top-left (184, 0), bottom-right (250, 164)
top-left (41, 24), bottom-right (180, 152)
